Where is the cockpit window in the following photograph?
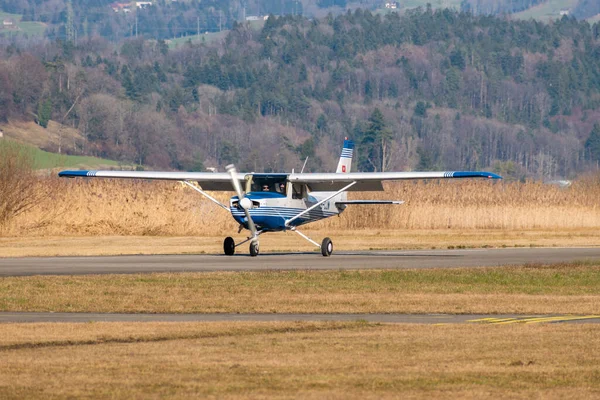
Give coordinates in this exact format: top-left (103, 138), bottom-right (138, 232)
top-left (251, 178), bottom-right (287, 194)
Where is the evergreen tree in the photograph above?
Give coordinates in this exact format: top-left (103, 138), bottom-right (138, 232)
top-left (585, 124), bottom-right (600, 162)
top-left (359, 108), bottom-right (393, 172)
top-left (37, 98), bottom-right (52, 128)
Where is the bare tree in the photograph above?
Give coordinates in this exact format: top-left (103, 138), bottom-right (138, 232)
top-left (0, 142), bottom-right (50, 231)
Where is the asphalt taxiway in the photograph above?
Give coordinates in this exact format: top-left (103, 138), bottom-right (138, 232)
top-left (0, 247), bottom-right (599, 276)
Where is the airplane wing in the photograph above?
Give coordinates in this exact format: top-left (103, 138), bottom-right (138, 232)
top-left (287, 171), bottom-right (502, 191)
top-left (59, 169), bottom-right (501, 191)
top-left (58, 170), bottom-right (242, 191)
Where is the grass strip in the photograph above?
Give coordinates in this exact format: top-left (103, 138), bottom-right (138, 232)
top-left (1, 261), bottom-right (599, 314)
top-left (0, 322), bottom-right (599, 399)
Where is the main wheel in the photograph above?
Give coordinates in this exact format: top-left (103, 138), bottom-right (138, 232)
top-left (224, 237), bottom-right (235, 256)
top-left (249, 241), bottom-right (259, 257)
top-left (321, 237), bottom-right (333, 257)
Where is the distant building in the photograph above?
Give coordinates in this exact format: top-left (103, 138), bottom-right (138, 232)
top-left (2, 18), bottom-right (15, 28)
top-left (111, 2), bottom-right (131, 13)
top-left (136, 1), bottom-right (152, 9)
top-left (559, 9), bottom-right (570, 16)
top-left (385, 2), bottom-right (398, 9)
top-left (245, 15), bottom-right (268, 21)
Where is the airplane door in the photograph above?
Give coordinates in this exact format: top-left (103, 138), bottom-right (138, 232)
top-left (289, 183), bottom-right (308, 208)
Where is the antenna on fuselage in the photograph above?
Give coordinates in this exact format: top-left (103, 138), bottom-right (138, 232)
top-left (300, 157), bottom-right (309, 173)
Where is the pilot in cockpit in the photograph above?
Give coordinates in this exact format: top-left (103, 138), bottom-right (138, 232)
top-left (262, 184), bottom-right (270, 191)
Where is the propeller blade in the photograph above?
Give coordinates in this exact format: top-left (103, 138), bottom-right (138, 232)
top-left (226, 164), bottom-right (245, 199)
top-left (226, 164), bottom-right (257, 240)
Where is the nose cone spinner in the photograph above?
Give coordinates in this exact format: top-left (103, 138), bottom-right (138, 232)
top-left (239, 197), bottom-right (253, 210)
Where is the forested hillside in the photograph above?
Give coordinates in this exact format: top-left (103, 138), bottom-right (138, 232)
top-left (1, 9), bottom-right (600, 179)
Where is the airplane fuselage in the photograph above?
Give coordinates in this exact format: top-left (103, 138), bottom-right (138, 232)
top-left (230, 191), bottom-right (343, 231)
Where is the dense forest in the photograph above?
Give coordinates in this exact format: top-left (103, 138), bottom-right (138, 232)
top-left (1, 8), bottom-right (600, 179)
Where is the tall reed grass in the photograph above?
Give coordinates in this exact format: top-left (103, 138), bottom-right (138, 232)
top-left (4, 176), bottom-right (600, 237)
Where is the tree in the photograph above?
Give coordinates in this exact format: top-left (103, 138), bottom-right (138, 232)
top-left (414, 101), bottom-right (428, 117)
top-left (359, 108), bottom-right (393, 172)
top-left (0, 67), bottom-right (13, 122)
top-left (10, 53), bottom-right (46, 115)
top-left (37, 98), bottom-right (52, 128)
top-left (0, 141), bottom-right (50, 230)
top-left (585, 124), bottom-right (600, 163)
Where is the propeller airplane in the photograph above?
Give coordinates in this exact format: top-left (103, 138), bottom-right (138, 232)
top-left (59, 139), bottom-right (502, 257)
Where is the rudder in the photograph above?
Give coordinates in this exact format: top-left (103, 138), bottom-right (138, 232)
top-left (336, 138), bottom-right (354, 173)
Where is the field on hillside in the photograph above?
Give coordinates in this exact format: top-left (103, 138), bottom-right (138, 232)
top-left (0, 11), bottom-right (46, 37)
top-left (0, 139), bottom-right (121, 170)
top-left (3, 176), bottom-right (599, 237)
top-left (589, 13), bottom-right (600, 23)
top-left (513, 0), bottom-right (578, 20)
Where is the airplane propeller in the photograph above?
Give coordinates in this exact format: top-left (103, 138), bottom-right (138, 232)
top-left (226, 164), bottom-right (258, 242)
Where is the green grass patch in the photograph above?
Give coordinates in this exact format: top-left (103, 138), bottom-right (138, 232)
top-left (400, 0), bottom-right (462, 10)
top-left (1, 261), bottom-right (599, 314)
top-left (168, 30), bottom-right (229, 48)
top-left (0, 139), bottom-right (120, 169)
top-left (588, 13), bottom-right (600, 23)
top-left (513, 0), bottom-right (578, 21)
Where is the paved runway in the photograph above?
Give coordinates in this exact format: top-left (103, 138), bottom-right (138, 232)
top-left (1, 312), bottom-right (599, 324)
top-left (0, 247), bottom-right (599, 276)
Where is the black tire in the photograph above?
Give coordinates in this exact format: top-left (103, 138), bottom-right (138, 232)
top-left (250, 241), bottom-right (259, 257)
top-left (321, 237), bottom-right (333, 257)
top-left (224, 237), bottom-right (235, 256)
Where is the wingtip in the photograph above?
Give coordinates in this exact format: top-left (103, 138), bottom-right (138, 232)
top-left (58, 170), bottom-right (91, 178)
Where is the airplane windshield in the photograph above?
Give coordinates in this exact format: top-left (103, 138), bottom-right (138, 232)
top-left (251, 178), bottom-right (287, 194)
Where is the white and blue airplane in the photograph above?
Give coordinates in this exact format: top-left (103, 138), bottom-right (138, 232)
top-left (59, 139), bottom-right (501, 257)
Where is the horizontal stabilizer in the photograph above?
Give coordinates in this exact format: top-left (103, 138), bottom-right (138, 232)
top-left (335, 200), bottom-right (404, 205)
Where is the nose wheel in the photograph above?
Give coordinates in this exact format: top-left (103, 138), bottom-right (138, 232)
top-left (250, 241), bottom-right (259, 257)
top-left (223, 236), bottom-right (261, 256)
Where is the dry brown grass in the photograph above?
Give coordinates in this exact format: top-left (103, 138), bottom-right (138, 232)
top-left (1, 321), bottom-right (599, 399)
top-left (3, 175), bottom-right (600, 237)
top-left (2, 228), bottom-right (600, 257)
top-left (2, 262), bottom-right (599, 314)
top-left (0, 119), bottom-right (82, 152)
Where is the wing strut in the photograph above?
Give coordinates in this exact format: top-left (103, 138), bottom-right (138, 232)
top-left (181, 181), bottom-right (229, 211)
top-left (285, 181), bottom-right (357, 227)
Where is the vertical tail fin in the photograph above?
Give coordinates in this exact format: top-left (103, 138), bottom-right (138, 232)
top-left (336, 138), bottom-right (354, 173)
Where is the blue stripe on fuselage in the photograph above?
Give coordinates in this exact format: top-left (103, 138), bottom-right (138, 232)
top-left (230, 206), bottom-right (338, 231)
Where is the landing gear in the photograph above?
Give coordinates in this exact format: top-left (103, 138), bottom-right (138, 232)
top-left (249, 241), bottom-right (259, 257)
top-left (321, 237), bottom-right (333, 257)
top-left (224, 237), bottom-right (235, 256)
top-left (224, 231), bottom-right (264, 257)
top-left (291, 227), bottom-right (333, 256)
